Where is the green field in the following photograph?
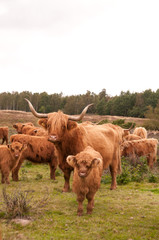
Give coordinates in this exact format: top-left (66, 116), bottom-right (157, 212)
top-left (0, 163), bottom-right (159, 240)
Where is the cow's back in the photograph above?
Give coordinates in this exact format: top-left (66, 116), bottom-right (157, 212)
top-left (11, 134), bottom-right (55, 163)
top-left (82, 124), bottom-right (120, 169)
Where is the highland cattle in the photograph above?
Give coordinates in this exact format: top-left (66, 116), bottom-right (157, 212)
top-left (121, 138), bottom-right (158, 168)
top-left (0, 142), bottom-right (27, 184)
top-left (10, 134), bottom-right (58, 181)
top-left (25, 99), bottom-right (121, 192)
top-left (13, 122), bottom-right (47, 136)
top-left (133, 127), bottom-right (147, 138)
top-left (67, 146), bottom-right (103, 216)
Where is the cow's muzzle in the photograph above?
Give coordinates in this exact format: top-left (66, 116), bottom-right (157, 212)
top-left (78, 172), bottom-right (87, 178)
top-left (48, 135), bottom-right (60, 143)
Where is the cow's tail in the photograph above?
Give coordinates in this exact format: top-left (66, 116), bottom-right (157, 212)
top-left (118, 149), bottom-right (122, 174)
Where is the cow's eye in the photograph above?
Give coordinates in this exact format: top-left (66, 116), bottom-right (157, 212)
top-left (62, 126), bottom-right (66, 131)
top-left (76, 163), bottom-right (80, 169)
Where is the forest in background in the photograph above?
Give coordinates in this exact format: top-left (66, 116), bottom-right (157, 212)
top-left (0, 88), bottom-right (159, 118)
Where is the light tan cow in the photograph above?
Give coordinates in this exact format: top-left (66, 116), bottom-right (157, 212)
top-left (133, 127), bottom-right (147, 138)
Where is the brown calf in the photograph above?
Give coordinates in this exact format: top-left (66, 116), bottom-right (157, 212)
top-left (10, 134), bottom-right (58, 181)
top-left (67, 146), bottom-right (103, 216)
top-left (0, 142), bottom-right (26, 184)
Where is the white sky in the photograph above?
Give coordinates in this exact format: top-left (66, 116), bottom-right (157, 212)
top-left (0, 0), bottom-right (159, 96)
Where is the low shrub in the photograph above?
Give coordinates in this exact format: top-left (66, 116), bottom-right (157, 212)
top-left (112, 119), bottom-right (135, 129)
top-left (1, 186), bottom-right (49, 219)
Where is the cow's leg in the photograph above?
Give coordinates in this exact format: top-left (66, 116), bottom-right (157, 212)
top-left (12, 160), bottom-right (24, 181)
top-left (86, 192), bottom-right (95, 215)
top-left (5, 136), bottom-right (8, 145)
top-left (1, 170), bottom-right (10, 184)
top-left (148, 153), bottom-right (156, 169)
top-left (109, 164), bottom-right (117, 190)
top-left (49, 163), bottom-right (56, 180)
top-left (62, 169), bottom-right (72, 192)
top-left (1, 138), bottom-right (4, 145)
top-left (77, 194), bottom-right (85, 216)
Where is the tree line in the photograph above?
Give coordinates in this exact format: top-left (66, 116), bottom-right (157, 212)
top-left (0, 89), bottom-right (159, 118)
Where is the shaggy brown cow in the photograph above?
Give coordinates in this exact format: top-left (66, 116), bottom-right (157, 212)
top-left (25, 99), bottom-right (121, 192)
top-left (0, 127), bottom-right (8, 145)
top-left (10, 134), bottom-right (58, 181)
top-left (13, 122), bottom-right (34, 134)
top-left (25, 126), bottom-right (48, 136)
top-left (13, 122), bottom-right (47, 136)
top-left (133, 127), bottom-right (147, 138)
top-left (67, 146), bottom-right (103, 216)
top-left (120, 138), bottom-right (158, 168)
top-left (0, 142), bottom-right (26, 184)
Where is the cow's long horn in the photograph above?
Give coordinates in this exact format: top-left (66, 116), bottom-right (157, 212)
top-left (128, 123), bottom-right (134, 131)
top-left (25, 98), bottom-right (48, 118)
top-left (68, 103), bottom-right (93, 121)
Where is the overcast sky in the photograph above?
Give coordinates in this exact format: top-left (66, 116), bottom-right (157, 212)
top-left (0, 0), bottom-right (159, 96)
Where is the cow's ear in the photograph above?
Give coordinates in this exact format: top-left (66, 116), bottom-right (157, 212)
top-left (66, 155), bottom-right (76, 168)
top-left (123, 129), bottom-right (130, 136)
top-left (91, 158), bottom-right (102, 167)
top-left (38, 119), bottom-right (48, 129)
top-left (67, 120), bottom-right (77, 130)
top-left (22, 143), bottom-right (28, 151)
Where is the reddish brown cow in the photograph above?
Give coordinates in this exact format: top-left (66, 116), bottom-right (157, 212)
top-left (121, 138), bottom-right (158, 168)
top-left (25, 99), bottom-right (121, 192)
top-left (0, 142), bottom-right (27, 184)
top-left (0, 127), bottom-right (8, 145)
top-left (10, 134), bottom-right (58, 181)
top-left (13, 122), bottom-right (47, 136)
top-left (67, 146), bottom-right (103, 216)
top-left (13, 122), bottom-right (34, 134)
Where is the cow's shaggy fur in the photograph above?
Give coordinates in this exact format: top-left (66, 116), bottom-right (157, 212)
top-left (0, 142), bottom-right (26, 184)
top-left (121, 138), bottom-right (158, 168)
top-left (13, 122), bottom-right (47, 136)
top-left (133, 127), bottom-right (147, 138)
top-left (10, 134), bottom-right (58, 181)
top-left (0, 127), bottom-right (8, 144)
top-left (67, 146), bottom-right (103, 216)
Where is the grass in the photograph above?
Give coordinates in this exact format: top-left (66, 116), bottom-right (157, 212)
top-left (0, 163), bottom-right (159, 240)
